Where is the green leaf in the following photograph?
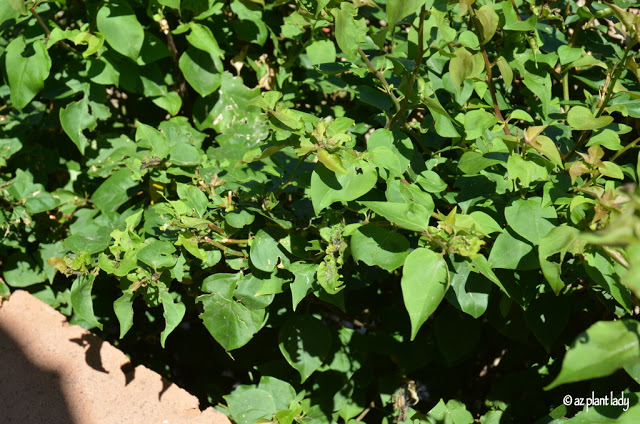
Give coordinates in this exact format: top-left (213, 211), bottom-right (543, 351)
top-left (522, 69), bottom-right (552, 119)
top-left (177, 183), bottom-right (208, 217)
top-left (504, 197), bottom-right (557, 245)
top-left (586, 129), bottom-right (623, 150)
top-left (496, 56), bottom-right (513, 86)
top-left (39, 242), bottom-right (66, 284)
top-left (201, 272), bottom-right (241, 297)
top-left (417, 170), bottom-right (448, 194)
top-left (449, 47), bottom-right (484, 92)
top-left (0, 137), bottom-right (22, 167)
top-left (502, 0), bottom-right (537, 31)
top-left (289, 262), bottom-right (317, 311)
top-left (367, 128), bottom-right (414, 174)
top-left (113, 293), bottom-right (134, 339)
top-left (545, 320), bottom-right (640, 390)
top-left (63, 228), bottom-right (112, 254)
top-left (179, 48), bottom-right (221, 97)
top-left (270, 107), bottom-right (303, 130)
top-left (26, 192), bottom-right (59, 215)
top-left (257, 376), bottom-right (297, 411)
top-left (250, 228), bottom-right (290, 272)
top-left (421, 399), bottom-right (475, 424)
top-left (450, 47), bottom-right (475, 89)
top-left (298, 0), bottom-right (330, 16)
top-left (70, 274), bottom-right (103, 330)
top-left (224, 388), bottom-right (277, 424)
top-left (464, 110), bottom-right (499, 140)
top-left (529, 135), bottom-right (563, 167)
top-left (360, 201), bottom-right (431, 232)
top-left (96, 2), bottom-right (144, 60)
top-left (475, 5), bottom-right (498, 43)
top-left (584, 251), bottom-right (634, 313)
top-left (461, 211), bottom-right (502, 235)
top-left (469, 255), bottom-right (506, 293)
top-left (539, 226), bottom-right (586, 294)
top-left (152, 91), bottom-right (182, 116)
top-left (74, 31), bottom-right (106, 59)
top-left (332, 2), bottom-right (366, 60)
top-left (421, 93), bottom-right (461, 138)
top-left (310, 159), bottom-right (377, 214)
top-left (387, 0), bottom-right (426, 28)
top-left (459, 0), bottom-right (475, 16)
top-left (225, 209), bottom-right (255, 228)
top-left (91, 169), bottom-right (139, 213)
top-left (5, 37), bottom-right (51, 110)
top-left (160, 291), bottom-right (186, 348)
top-left (198, 73), bottom-right (268, 154)
top-left (306, 39), bottom-right (336, 65)
top-left (507, 153), bottom-right (549, 187)
top-left (458, 151), bottom-right (504, 174)
top-left (0, 278), bottom-right (9, 300)
top-left (169, 143), bottom-right (201, 165)
top-left (445, 259), bottom-right (492, 318)
top-left (7, 0), bottom-right (27, 15)
top-left (2, 253), bottom-right (46, 288)
top-left (60, 95), bottom-right (99, 155)
top-left (317, 149), bottom-right (348, 175)
top-left (401, 248), bottom-right (450, 340)
top-left (136, 121), bottom-right (169, 157)
top-left (186, 22), bottom-right (224, 71)
top-left (138, 239), bottom-right (177, 269)
top-left (599, 161), bottom-right (624, 179)
top-left (279, 315), bottom-right (332, 382)
top-left (234, 273), bottom-right (276, 310)
top-left (198, 292), bottom-right (265, 351)
top-left (350, 225), bottom-right (409, 271)
top-left (489, 230), bottom-right (537, 270)
top-left (558, 45), bottom-right (584, 65)
top-left (567, 106), bottom-right (614, 131)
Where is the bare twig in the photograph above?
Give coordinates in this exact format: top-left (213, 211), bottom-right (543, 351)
top-left (611, 135), bottom-right (640, 161)
top-left (470, 7), bottom-right (511, 136)
top-left (30, 4), bottom-right (77, 53)
top-left (564, 42), bottom-right (632, 162)
top-left (355, 401), bottom-right (375, 421)
top-left (158, 19), bottom-right (189, 111)
top-left (30, 6), bottom-right (51, 38)
top-left (387, 6), bottom-right (427, 130)
top-left (276, 152), bottom-right (311, 195)
top-left (357, 47), bottom-right (402, 117)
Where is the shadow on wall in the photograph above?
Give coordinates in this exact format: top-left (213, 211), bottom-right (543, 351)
top-left (0, 324), bottom-right (76, 424)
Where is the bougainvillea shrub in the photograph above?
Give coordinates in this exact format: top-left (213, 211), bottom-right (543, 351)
top-left (2, 0), bottom-right (640, 422)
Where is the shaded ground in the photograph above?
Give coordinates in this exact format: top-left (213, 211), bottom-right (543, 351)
top-left (0, 290), bottom-right (230, 424)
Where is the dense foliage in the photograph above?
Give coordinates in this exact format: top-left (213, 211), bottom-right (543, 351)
top-left (2, 0), bottom-right (640, 422)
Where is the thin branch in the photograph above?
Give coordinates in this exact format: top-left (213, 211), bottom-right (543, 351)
top-left (564, 43), bottom-right (632, 162)
top-left (159, 19), bottom-right (189, 112)
top-left (30, 5), bottom-right (77, 53)
top-left (30, 6), bottom-right (51, 38)
top-left (355, 401), bottom-right (375, 421)
top-left (218, 238), bottom-right (251, 245)
top-left (469, 8), bottom-right (511, 136)
top-left (357, 47), bottom-right (401, 115)
top-left (611, 135), bottom-right (640, 161)
top-left (276, 152), bottom-right (311, 195)
top-left (202, 237), bottom-right (246, 257)
top-left (387, 6), bottom-right (427, 130)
